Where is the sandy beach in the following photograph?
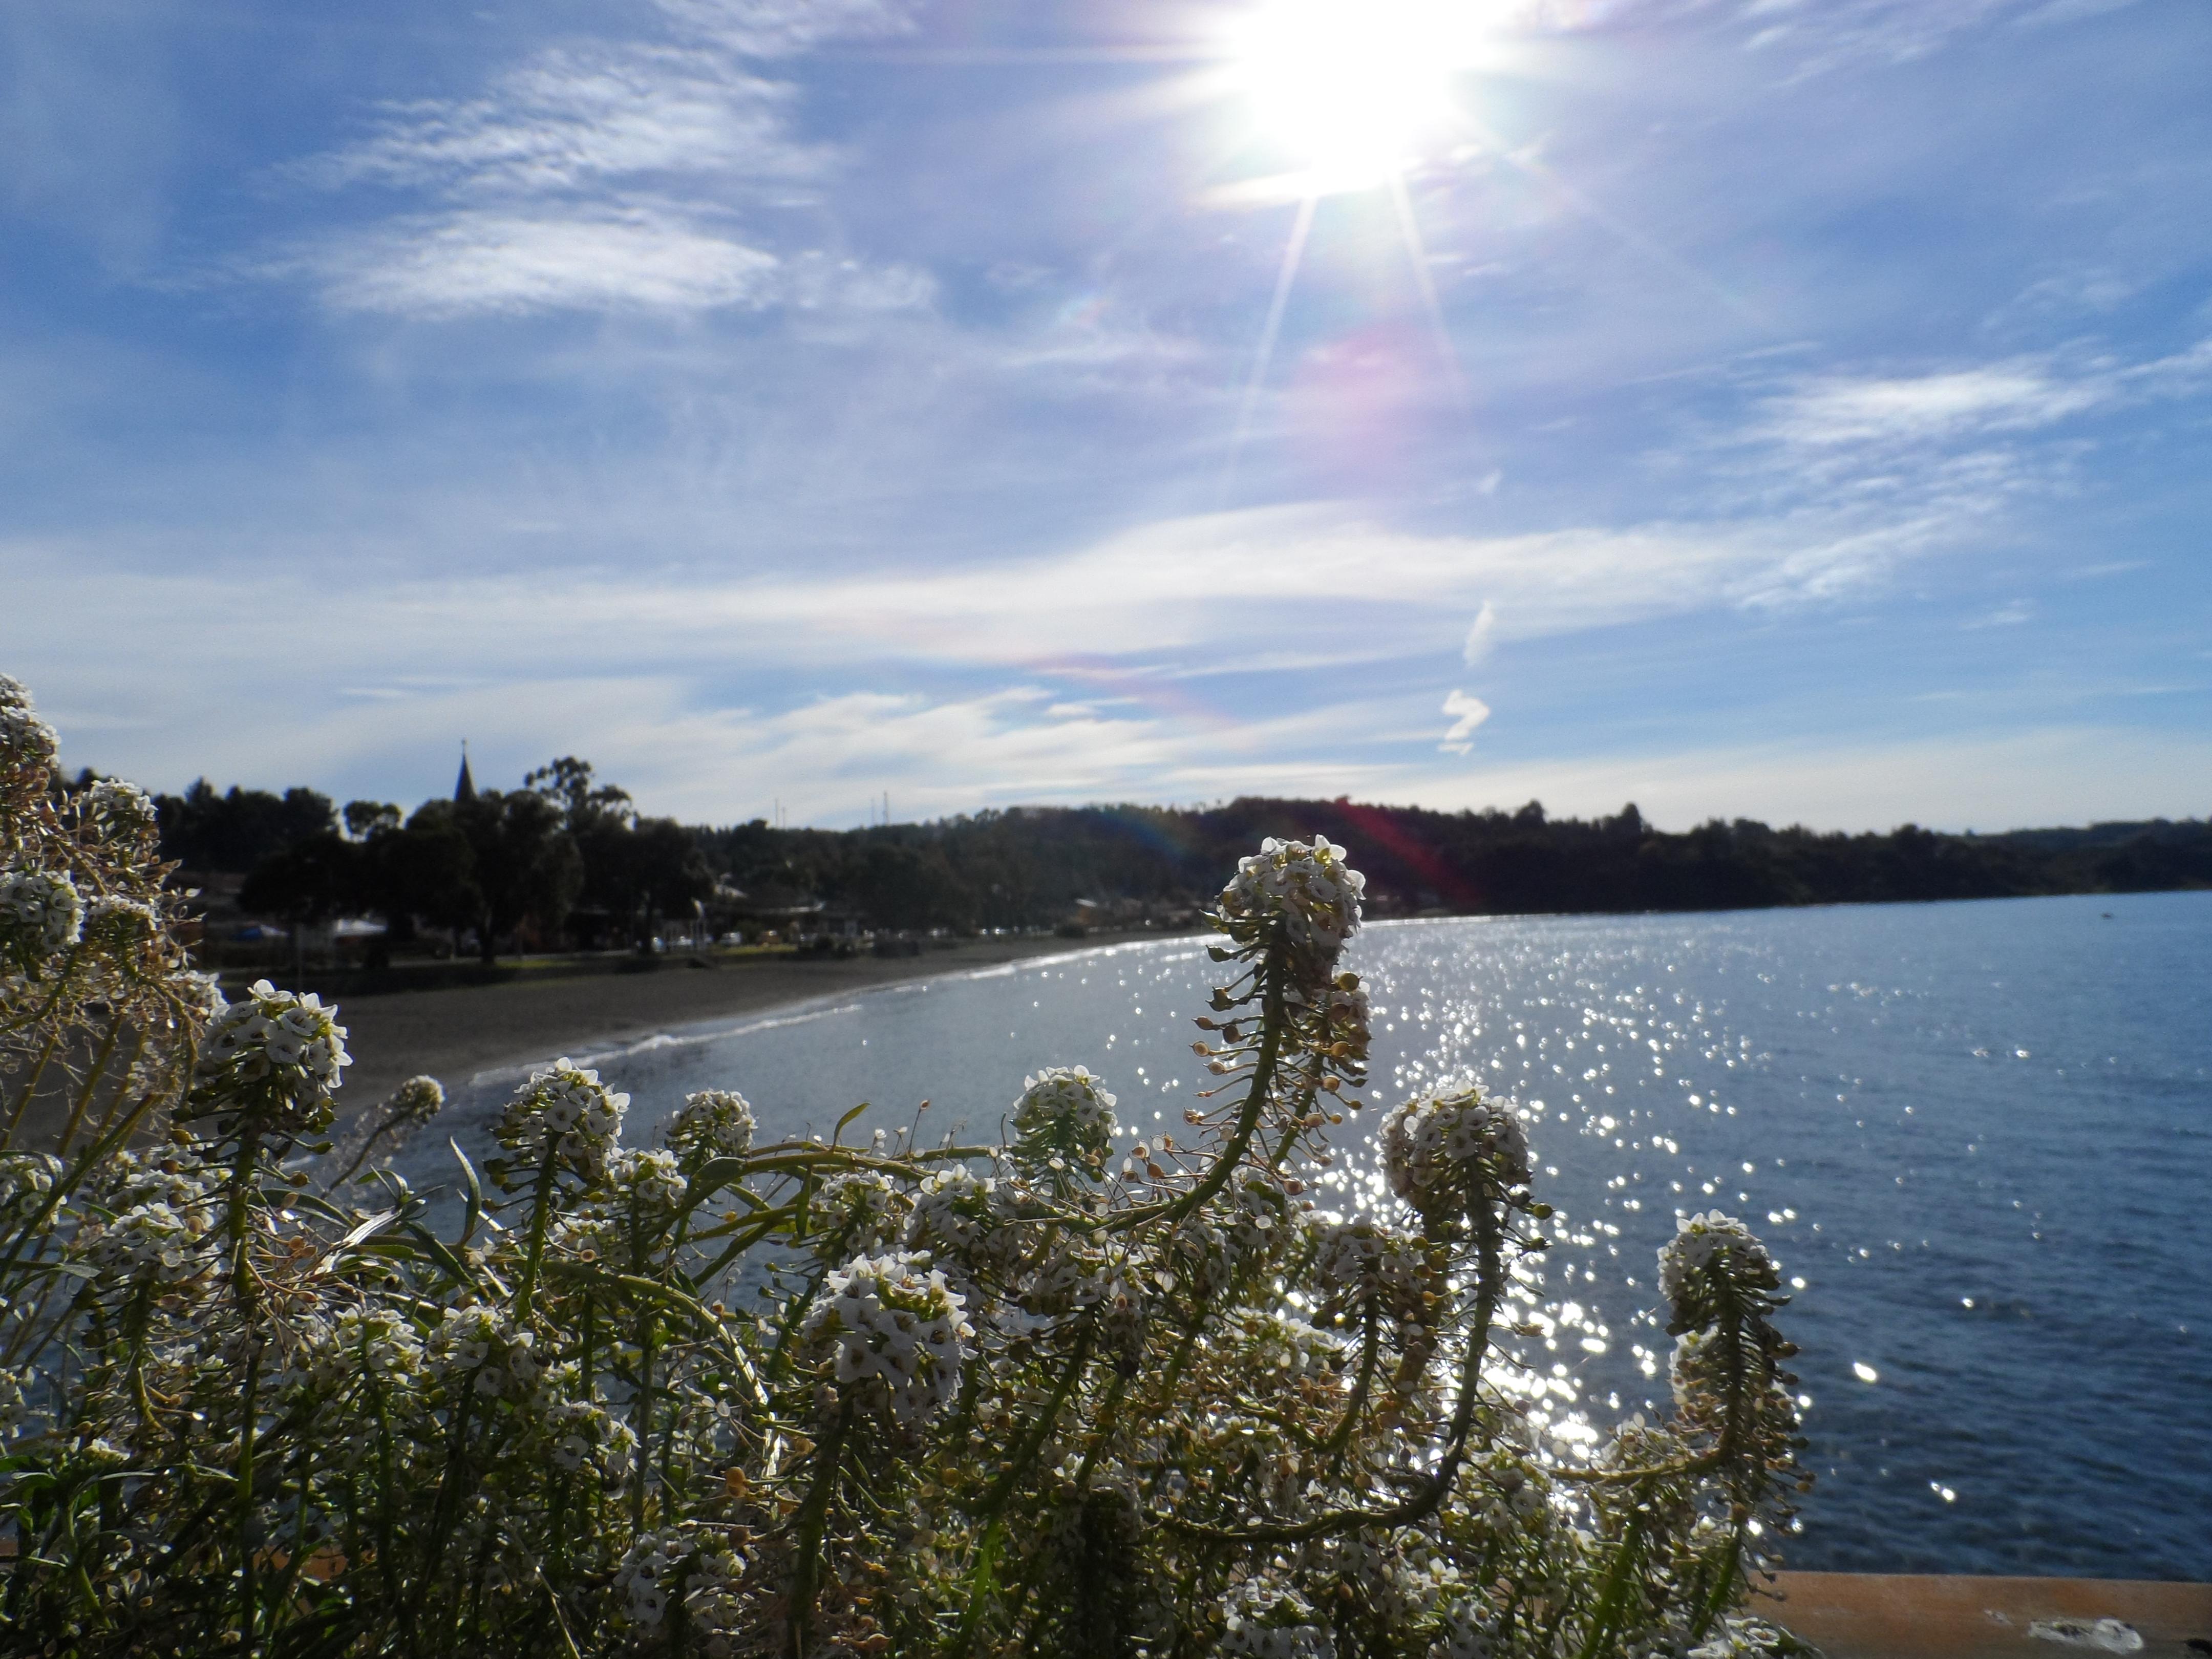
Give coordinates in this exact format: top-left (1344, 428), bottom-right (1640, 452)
top-left (331, 933), bottom-right (1178, 1111)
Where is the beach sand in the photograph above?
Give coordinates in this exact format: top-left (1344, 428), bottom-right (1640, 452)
top-left (332, 934), bottom-right (1177, 1111)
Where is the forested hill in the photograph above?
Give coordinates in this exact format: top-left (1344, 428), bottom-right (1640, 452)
top-left (695, 799), bottom-right (2212, 931)
top-left (143, 766), bottom-right (2211, 945)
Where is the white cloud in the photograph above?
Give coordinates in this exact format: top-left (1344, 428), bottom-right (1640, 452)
top-left (1439, 690), bottom-right (1492, 755)
top-left (304, 48), bottom-right (823, 197)
top-left (1462, 601), bottom-right (1498, 664)
top-left (1964, 598), bottom-right (2033, 628)
top-left (1764, 364), bottom-right (2106, 448)
top-left (295, 205), bottom-right (783, 316)
top-left (651, 0), bottom-right (920, 58)
top-left (271, 9), bottom-right (925, 318)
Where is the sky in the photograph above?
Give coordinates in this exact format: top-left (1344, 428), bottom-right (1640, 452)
top-left (3, 0), bottom-right (2209, 834)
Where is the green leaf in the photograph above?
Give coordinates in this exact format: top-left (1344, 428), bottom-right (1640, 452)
top-left (450, 1137), bottom-right (485, 1246)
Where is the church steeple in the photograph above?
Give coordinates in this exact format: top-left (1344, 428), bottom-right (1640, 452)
top-left (455, 742), bottom-right (477, 803)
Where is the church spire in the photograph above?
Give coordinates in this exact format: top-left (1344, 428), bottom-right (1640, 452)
top-left (455, 741), bottom-right (477, 803)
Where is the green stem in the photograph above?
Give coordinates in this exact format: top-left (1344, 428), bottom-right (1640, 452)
top-left (54, 1009), bottom-right (125, 1156)
top-left (512, 1145), bottom-right (560, 1321)
top-left (788, 1401), bottom-right (854, 1659)
top-left (1125, 940), bottom-right (1286, 1236)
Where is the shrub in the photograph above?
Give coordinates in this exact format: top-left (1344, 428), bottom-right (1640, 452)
top-left (0, 676), bottom-right (1814, 1657)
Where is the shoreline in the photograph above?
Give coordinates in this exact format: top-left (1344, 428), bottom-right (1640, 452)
top-left (331, 932), bottom-right (1189, 1110)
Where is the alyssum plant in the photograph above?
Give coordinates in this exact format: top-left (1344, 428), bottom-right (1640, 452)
top-left (0, 674), bottom-right (1815, 1658)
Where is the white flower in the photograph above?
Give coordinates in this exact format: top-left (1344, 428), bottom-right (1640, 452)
top-left (196, 979), bottom-right (351, 1134)
top-left (608, 1148), bottom-right (688, 1219)
top-left (615, 1530), bottom-right (692, 1630)
top-left (428, 1305), bottom-right (540, 1399)
top-left (669, 1087), bottom-right (755, 1161)
top-left (83, 779), bottom-right (158, 844)
top-left (0, 866), bottom-right (84, 960)
top-left (90, 1201), bottom-right (210, 1285)
top-left (801, 1250), bottom-right (971, 1428)
top-left (1658, 1211), bottom-right (1775, 1306)
top-left (1379, 1087), bottom-right (1530, 1215)
top-left (1316, 1219), bottom-right (1427, 1316)
top-left (0, 1154), bottom-right (60, 1211)
top-left (1215, 835), bottom-right (1366, 981)
top-left (0, 680), bottom-right (58, 781)
top-left (805, 1169), bottom-right (907, 1262)
top-left (1221, 1584), bottom-right (1336, 1658)
top-left (284, 1308), bottom-right (424, 1392)
top-left (1433, 1607), bottom-right (1498, 1659)
top-left (495, 1057), bottom-right (626, 1180)
top-left (685, 1543), bottom-right (751, 1659)
top-left (1011, 1066), bottom-right (1117, 1174)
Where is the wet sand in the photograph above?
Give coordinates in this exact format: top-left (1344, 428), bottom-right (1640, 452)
top-left (331, 934), bottom-right (1178, 1110)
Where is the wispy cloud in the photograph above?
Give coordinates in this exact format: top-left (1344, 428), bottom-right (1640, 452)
top-left (1461, 601), bottom-right (1498, 665)
top-left (1764, 363), bottom-right (2107, 448)
top-left (288, 204), bottom-right (782, 316)
top-left (269, 4), bottom-right (923, 318)
top-left (300, 48), bottom-right (824, 197)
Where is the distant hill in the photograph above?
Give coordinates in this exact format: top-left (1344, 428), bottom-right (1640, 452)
top-left (143, 767), bottom-right (2209, 941)
top-left (694, 799), bottom-right (2212, 933)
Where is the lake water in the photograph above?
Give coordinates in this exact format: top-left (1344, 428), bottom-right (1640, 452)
top-left (405, 891), bottom-right (2212, 1580)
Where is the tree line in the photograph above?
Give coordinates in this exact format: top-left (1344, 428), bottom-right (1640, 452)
top-left (142, 765), bottom-right (2212, 959)
top-left (153, 761), bottom-right (711, 962)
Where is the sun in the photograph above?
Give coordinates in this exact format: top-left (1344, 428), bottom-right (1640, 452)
top-left (1226, 0), bottom-right (1486, 187)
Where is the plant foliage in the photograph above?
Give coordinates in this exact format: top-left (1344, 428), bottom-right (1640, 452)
top-left (3, 675), bottom-right (1817, 1658)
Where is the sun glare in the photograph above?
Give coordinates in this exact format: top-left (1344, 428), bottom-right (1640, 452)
top-left (1228, 0), bottom-right (1485, 187)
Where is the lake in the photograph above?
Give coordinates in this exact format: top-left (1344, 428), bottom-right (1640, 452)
top-left (406, 890), bottom-right (2212, 1580)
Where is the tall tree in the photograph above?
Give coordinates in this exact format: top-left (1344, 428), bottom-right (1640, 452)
top-left (447, 791), bottom-right (582, 963)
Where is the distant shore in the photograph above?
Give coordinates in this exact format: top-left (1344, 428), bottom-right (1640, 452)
top-left (329, 933), bottom-right (1184, 1111)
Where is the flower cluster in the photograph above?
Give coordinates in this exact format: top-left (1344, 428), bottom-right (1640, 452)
top-left (1221, 1584), bottom-right (1337, 1658)
top-left (1216, 834), bottom-right (1365, 983)
top-left (905, 1164), bottom-right (1022, 1288)
top-left (0, 676), bottom-right (58, 786)
top-left (669, 1087), bottom-right (755, 1162)
top-left (607, 1147), bottom-right (688, 1221)
top-left (1659, 1210), bottom-right (1779, 1310)
top-left (1380, 1085), bottom-right (1532, 1219)
top-left (285, 1307), bottom-right (426, 1392)
top-left (1010, 1065), bottom-right (1117, 1175)
top-left (805, 1169), bottom-right (908, 1261)
top-left (0, 866), bottom-right (83, 964)
top-left (0, 1153), bottom-right (60, 1212)
top-left (616, 1529), bottom-right (749, 1650)
top-left (802, 1250), bottom-right (970, 1427)
top-left (389, 1074), bottom-right (445, 1125)
top-left (495, 1057), bottom-right (626, 1181)
top-left (81, 778), bottom-right (159, 848)
top-left (88, 1201), bottom-right (207, 1285)
top-left (429, 1304), bottom-right (543, 1400)
top-left (543, 1393), bottom-right (636, 1483)
top-left (1315, 1218), bottom-right (1429, 1317)
top-left (196, 979), bottom-right (351, 1136)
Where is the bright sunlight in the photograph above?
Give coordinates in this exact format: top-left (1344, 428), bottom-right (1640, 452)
top-left (1227, 0), bottom-right (1490, 186)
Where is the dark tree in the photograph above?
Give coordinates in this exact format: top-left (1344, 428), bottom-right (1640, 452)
top-left (447, 792), bottom-right (582, 963)
top-left (239, 832), bottom-right (360, 926)
top-left (344, 800), bottom-right (401, 839)
top-left (364, 808), bottom-right (481, 943)
top-left (157, 781), bottom-right (338, 873)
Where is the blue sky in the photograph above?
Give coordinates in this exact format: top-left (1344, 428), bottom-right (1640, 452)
top-left (4, 0), bottom-right (2208, 831)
